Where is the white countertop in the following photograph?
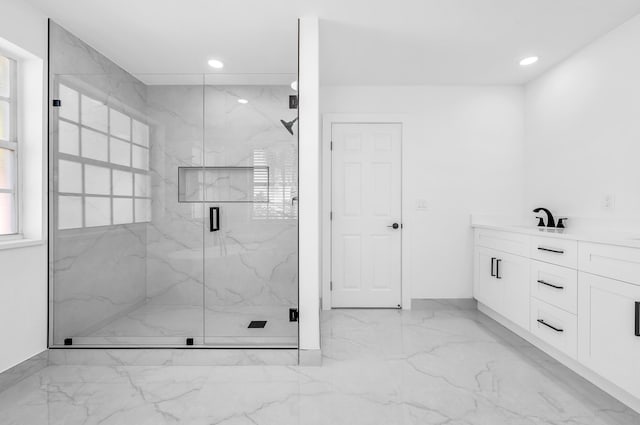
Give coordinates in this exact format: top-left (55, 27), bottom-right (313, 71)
top-left (472, 223), bottom-right (640, 249)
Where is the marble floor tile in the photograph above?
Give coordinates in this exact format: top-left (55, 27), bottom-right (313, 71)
top-left (1, 301), bottom-right (639, 424)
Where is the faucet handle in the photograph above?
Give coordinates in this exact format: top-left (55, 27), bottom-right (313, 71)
top-left (536, 216), bottom-right (545, 227)
top-left (557, 218), bottom-right (568, 229)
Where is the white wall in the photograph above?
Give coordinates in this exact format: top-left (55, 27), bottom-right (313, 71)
top-left (525, 14), bottom-right (640, 225)
top-left (0, 0), bottom-right (48, 373)
top-left (298, 17), bottom-right (321, 351)
top-left (321, 86), bottom-right (525, 299)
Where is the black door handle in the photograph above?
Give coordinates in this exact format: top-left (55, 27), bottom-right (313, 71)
top-left (537, 280), bottom-right (564, 290)
top-left (496, 259), bottom-right (502, 279)
top-left (635, 302), bottom-right (640, 337)
top-left (387, 223), bottom-right (400, 229)
top-left (210, 207), bottom-right (220, 232)
top-left (537, 319), bottom-right (564, 333)
top-left (537, 247), bottom-right (565, 254)
top-left (490, 257), bottom-right (496, 277)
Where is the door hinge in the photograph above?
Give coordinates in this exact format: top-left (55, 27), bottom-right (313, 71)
top-left (330, 141), bottom-right (333, 151)
top-left (52, 99), bottom-right (62, 107)
top-left (330, 281), bottom-right (333, 291)
top-left (289, 308), bottom-right (299, 322)
top-left (330, 211), bottom-right (333, 220)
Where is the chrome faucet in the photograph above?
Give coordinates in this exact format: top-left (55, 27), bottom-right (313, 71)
top-left (533, 207), bottom-right (556, 228)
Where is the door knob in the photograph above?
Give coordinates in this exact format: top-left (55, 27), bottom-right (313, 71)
top-left (387, 223), bottom-right (400, 229)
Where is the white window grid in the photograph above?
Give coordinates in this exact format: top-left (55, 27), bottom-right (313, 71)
top-left (0, 54), bottom-right (18, 237)
top-left (55, 82), bottom-right (152, 230)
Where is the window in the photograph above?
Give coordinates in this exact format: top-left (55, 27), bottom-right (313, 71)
top-left (0, 54), bottom-right (17, 236)
top-left (56, 83), bottom-right (151, 230)
top-left (252, 148), bottom-right (297, 219)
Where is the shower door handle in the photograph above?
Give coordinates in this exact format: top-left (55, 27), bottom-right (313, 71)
top-left (210, 207), bottom-right (220, 232)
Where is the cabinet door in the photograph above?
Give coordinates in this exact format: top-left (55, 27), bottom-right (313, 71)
top-left (578, 272), bottom-right (640, 397)
top-left (474, 247), bottom-right (502, 312)
top-left (499, 252), bottom-right (530, 330)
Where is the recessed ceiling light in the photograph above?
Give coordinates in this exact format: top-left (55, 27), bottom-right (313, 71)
top-left (237, 98), bottom-right (248, 104)
top-left (208, 59), bottom-right (224, 69)
top-left (519, 56), bottom-right (539, 66)
top-left (291, 80), bottom-right (298, 91)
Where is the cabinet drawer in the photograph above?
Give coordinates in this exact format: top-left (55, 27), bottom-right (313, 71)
top-left (530, 236), bottom-right (577, 268)
top-left (475, 229), bottom-right (530, 257)
top-left (530, 298), bottom-right (577, 359)
top-left (579, 242), bottom-right (640, 286)
top-left (530, 261), bottom-right (577, 314)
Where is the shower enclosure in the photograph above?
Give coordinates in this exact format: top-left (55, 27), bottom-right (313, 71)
top-left (48, 22), bottom-right (299, 348)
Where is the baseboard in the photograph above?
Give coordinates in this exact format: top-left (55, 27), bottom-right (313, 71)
top-left (0, 350), bottom-right (48, 394)
top-left (478, 302), bottom-right (640, 414)
top-left (411, 298), bottom-right (477, 310)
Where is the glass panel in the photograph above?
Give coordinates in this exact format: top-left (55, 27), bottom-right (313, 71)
top-left (81, 128), bottom-right (108, 161)
top-left (58, 159), bottom-right (82, 193)
top-left (58, 121), bottom-right (80, 155)
top-left (84, 196), bottom-right (111, 227)
top-left (134, 173), bottom-right (149, 197)
top-left (203, 83), bottom-right (298, 347)
top-left (0, 56), bottom-right (10, 98)
top-left (81, 94), bottom-right (108, 132)
top-left (113, 198), bottom-right (133, 224)
top-left (59, 85), bottom-right (79, 122)
top-left (110, 108), bottom-right (131, 141)
top-left (0, 192), bottom-right (16, 234)
top-left (112, 169), bottom-right (132, 196)
top-left (0, 147), bottom-right (14, 190)
top-left (134, 198), bottom-right (150, 222)
top-left (0, 100), bottom-right (10, 141)
top-left (110, 138), bottom-right (130, 166)
top-left (84, 164), bottom-right (110, 195)
top-left (132, 119), bottom-right (149, 147)
top-left (132, 145), bottom-right (148, 170)
top-left (58, 195), bottom-right (82, 229)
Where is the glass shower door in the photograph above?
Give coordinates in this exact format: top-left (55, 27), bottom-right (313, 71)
top-left (202, 82), bottom-right (299, 347)
top-left (49, 70), bottom-right (206, 346)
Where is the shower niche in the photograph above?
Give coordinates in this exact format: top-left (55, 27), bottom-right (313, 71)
top-left (48, 21), bottom-right (299, 349)
top-left (177, 166), bottom-right (270, 203)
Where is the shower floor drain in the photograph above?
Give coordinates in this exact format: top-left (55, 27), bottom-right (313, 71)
top-left (248, 321), bottom-right (267, 329)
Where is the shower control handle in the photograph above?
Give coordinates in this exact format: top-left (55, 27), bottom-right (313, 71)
top-left (210, 207), bottom-right (220, 232)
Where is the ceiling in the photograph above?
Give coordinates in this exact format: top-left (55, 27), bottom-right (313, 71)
top-left (26, 0), bottom-right (640, 85)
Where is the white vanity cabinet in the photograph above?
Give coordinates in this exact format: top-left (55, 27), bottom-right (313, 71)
top-left (578, 272), bottom-right (640, 398)
top-left (474, 246), bottom-right (529, 330)
top-left (473, 225), bottom-right (640, 411)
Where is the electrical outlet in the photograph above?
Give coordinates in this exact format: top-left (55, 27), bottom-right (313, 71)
top-left (416, 199), bottom-right (429, 211)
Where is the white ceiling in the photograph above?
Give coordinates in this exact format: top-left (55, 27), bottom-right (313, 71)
top-left (25, 0), bottom-right (640, 85)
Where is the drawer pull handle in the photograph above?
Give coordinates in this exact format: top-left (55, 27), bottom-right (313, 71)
top-left (537, 279), bottom-right (564, 290)
top-left (537, 247), bottom-right (565, 254)
top-left (490, 257), bottom-right (496, 277)
top-left (496, 259), bottom-right (502, 279)
top-left (537, 319), bottom-right (564, 333)
top-left (635, 302), bottom-right (640, 337)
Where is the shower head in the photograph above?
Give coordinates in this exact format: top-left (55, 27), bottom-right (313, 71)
top-left (280, 117), bottom-right (298, 136)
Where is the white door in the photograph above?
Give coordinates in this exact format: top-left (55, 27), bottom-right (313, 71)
top-left (331, 123), bottom-right (402, 308)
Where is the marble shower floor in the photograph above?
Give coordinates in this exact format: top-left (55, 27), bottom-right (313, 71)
top-left (2, 300), bottom-right (639, 424)
top-left (71, 303), bottom-right (298, 347)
